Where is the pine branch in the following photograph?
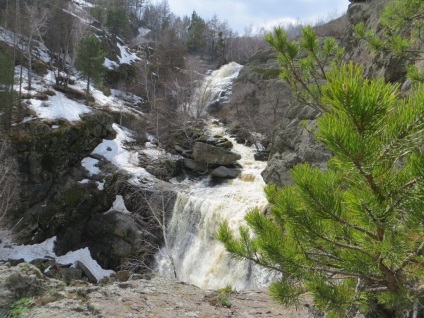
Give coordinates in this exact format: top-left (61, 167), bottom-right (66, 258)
top-left (303, 186), bottom-right (380, 240)
top-left (398, 241), bottom-right (424, 270)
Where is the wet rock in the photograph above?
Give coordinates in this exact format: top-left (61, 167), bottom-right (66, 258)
top-left (183, 158), bottom-right (208, 173)
top-left (254, 150), bottom-right (269, 162)
top-left (192, 142), bottom-right (241, 166)
top-left (210, 166), bottom-right (239, 179)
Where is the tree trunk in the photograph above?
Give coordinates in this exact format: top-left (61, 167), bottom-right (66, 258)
top-left (86, 76), bottom-right (90, 104)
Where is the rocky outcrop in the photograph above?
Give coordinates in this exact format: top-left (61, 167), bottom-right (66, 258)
top-left (139, 151), bottom-right (183, 181)
top-left (344, 0), bottom-right (406, 83)
top-left (0, 262), bottom-right (310, 318)
top-left (262, 119), bottom-right (331, 186)
top-left (236, 0), bottom-right (404, 188)
top-left (4, 110), bottom-right (161, 273)
top-left (193, 142), bottom-right (241, 166)
top-left (9, 110), bottom-right (116, 243)
top-left (0, 263), bottom-right (46, 315)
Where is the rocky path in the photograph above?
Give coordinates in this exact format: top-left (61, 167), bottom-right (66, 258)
top-left (2, 263), bottom-right (310, 318)
top-left (26, 277), bottom-right (309, 318)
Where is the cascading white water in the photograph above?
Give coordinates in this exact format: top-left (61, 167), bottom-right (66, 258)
top-left (155, 63), bottom-right (276, 290)
top-left (188, 62), bottom-right (243, 118)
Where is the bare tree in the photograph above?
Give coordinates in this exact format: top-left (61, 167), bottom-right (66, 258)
top-left (120, 179), bottom-right (178, 278)
top-left (22, 0), bottom-right (49, 90)
top-left (0, 138), bottom-right (19, 224)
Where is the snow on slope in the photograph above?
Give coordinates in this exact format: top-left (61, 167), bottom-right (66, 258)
top-left (82, 123), bottom-right (151, 181)
top-left (117, 42), bottom-right (140, 64)
top-left (0, 236), bottom-right (114, 281)
top-left (0, 1), bottom-right (153, 280)
top-left (72, 0), bottom-right (94, 8)
top-left (29, 93), bottom-right (92, 122)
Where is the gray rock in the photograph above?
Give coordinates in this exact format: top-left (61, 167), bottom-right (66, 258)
top-left (262, 152), bottom-right (301, 186)
top-left (254, 151), bottom-right (269, 162)
top-left (174, 145), bottom-right (186, 153)
top-left (76, 261), bottom-right (97, 283)
top-left (210, 166), bottom-right (239, 179)
top-left (262, 119), bottom-right (331, 187)
top-left (401, 79), bottom-right (412, 93)
top-left (44, 265), bottom-right (83, 282)
top-left (183, 158), bottom-right (208, 172)
top-left (192, 142), bottom-right (241, 166)
top-left (0, 263), bottom-right (45, 310)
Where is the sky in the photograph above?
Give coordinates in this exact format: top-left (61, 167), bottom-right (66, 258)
top-left (166, 0), bottom-right (351, 34)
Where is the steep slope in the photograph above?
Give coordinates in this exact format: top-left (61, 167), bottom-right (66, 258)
top-left (230, 0), bottom-right (406, 188)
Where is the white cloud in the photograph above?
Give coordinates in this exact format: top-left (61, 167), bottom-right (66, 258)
top-left (166, 0), bottom-right (350, 34)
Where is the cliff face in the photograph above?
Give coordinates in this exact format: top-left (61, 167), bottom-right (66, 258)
top-left (10, 110), bottom-right (115, 242)
top-left (344, 0), bottom-right (406, 82)
top-left (232, 0), bottom-right (405, 188)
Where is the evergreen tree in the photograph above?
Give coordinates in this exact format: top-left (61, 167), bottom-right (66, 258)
top-left (187, 11), bottom-right (206, 53)
top-left (75, 35), bottom-right (106, 97)
top-left (217, 62), bottom-right (424, 317)
top-left (105, 0), bottom-right (130, 36)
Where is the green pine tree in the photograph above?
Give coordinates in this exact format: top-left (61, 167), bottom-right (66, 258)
top-left (187, 11), bottom-right (207, 53)
top-left (75, 35), bottom-right (106, 98)
top-left (105, 0), bottom-right (130, 36)
top-left (217, 62), bottom-right (424, 317)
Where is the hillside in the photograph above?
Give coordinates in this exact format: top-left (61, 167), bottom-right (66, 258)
top-left (1, 0), bottom-right (423, 317)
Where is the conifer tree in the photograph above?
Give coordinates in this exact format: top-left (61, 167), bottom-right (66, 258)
top-left (187, 11), bottom-right (206, 53)
top-left (75, 35), bottom-right (106, 98)
top-left (217, 62), bottom-right (424, 317)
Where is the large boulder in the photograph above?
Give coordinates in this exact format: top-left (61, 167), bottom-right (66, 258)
top-left (192, 142), bottom-right (241, 166)
top-left (0, 263), bottom-right (45, 312)
top-left (262, 118), bottom-right (331, 187)
top-left (139, 151), bottom-right (183, 181)
top-left (183, 158), bottom-right (208, 172)
top-left (210, 166), bottom-right (239, 179)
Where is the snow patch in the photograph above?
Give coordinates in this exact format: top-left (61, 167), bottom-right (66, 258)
top-left (72, 0), bottom-right (94, 8)
top-left (92, 124), bottom-right (151, 179)
top-left (105, 195), bottom-right (131, 214)
top-left (28, 93), bottom-right (91, 122)
top-left (96, 180), bottom-right (105, 191)
top-left (138, 27), bottom-right (151, 37)
top-left (117, 42), bottom-right (140, 65)
top-left (0, 237), bottom-right (114, 282)
top-left (104, 58), bottom-right (119, 70)
top-left (81, 157), bottom-right (100, 176)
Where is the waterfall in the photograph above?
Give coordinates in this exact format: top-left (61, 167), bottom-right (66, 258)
top-left (189, 62), bottom-right (243, 118)
top-left (155, 62), bottom-right (276, 290)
